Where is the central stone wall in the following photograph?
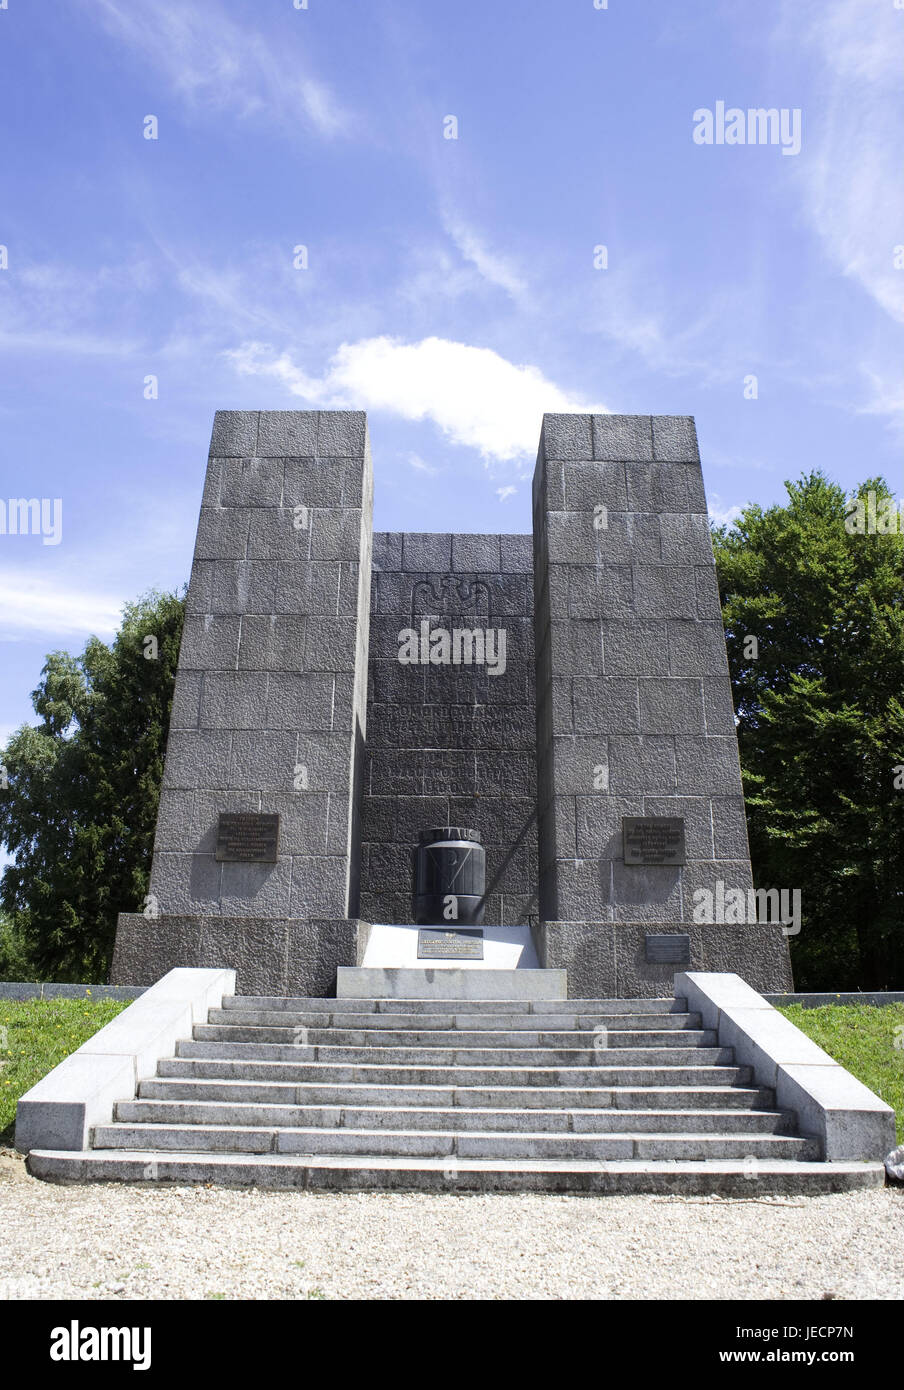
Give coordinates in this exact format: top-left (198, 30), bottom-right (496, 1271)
top-left (359, 532), bottom-right (538, 927)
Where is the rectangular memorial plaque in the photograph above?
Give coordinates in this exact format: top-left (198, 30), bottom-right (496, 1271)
top-left (215, 812), bottom-right (280, 863)
top-left (417, 928), bottom-right (484, 961)
top-left (622, 816), bottom-right (686, 866)
top-left (645, 933), bottom-right (691, 965)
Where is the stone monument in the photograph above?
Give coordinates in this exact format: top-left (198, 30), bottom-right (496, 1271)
top-left (111, 409), bottom-right (793, 997)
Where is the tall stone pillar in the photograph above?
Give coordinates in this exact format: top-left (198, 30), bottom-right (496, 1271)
top-left (532, 413), bottom-right (792, 996)
top-left (111, 410), bottom-right (373, 995)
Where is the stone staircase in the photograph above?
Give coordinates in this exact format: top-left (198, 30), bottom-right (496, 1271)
top-left (28, 993), bottom-right (885, 1193)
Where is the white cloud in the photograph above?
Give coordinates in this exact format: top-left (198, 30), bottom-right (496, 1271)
top-left (408, 454), bottom-right (440, 476)
top-left (496, 486), bottom-right (517, 502)
top-left (707, 496), bottom-right (744, 529)
top-left (443, 215), bottom-right (529, 299)
top-left (0, 573), bottom-right (122, 641)
top-left (788, 0), bottom-right (904, 325)
top-left (89, 0), bottom-right (350, 137)
top-left (225, 335), bottom-right (608, 462)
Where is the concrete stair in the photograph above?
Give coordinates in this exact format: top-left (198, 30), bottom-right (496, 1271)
top-left (27, 994), bottom-right (887, 1193)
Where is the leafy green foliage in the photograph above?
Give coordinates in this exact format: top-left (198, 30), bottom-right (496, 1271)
top-left (778, 1003), bottom-right (904, 1144)
top-left (0, 591), bottom-right (185, 981)
top-left (714, 475), bottom-right (904, 989)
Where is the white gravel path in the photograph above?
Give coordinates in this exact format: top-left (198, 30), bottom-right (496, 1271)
top-left (1, 1152), bottom-right (901, 1300)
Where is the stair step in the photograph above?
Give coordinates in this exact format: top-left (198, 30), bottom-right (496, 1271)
top-left (139, 1078), bottom-right (775, 1110)
top-left (193, 1025), bottom-right (714, 1048)
top-left (175, 1040), bottom-right (732, 1066)
top-left (222, 996), bottom-right (688, 1015)
top-left (207, 1009), bottom-right (702, 1032)
top-left (157, 1058), bottom-right (754, 1087)
top-left (30, 1149), bottom-right (884, 1195)
top-left (92, 1121), bottom-right (820, 1161)
top-left (114, 1099), bottom-right (796, 1135)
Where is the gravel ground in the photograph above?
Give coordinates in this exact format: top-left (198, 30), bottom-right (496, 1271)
top-left (1, 1151), bottom-right (901, 1300)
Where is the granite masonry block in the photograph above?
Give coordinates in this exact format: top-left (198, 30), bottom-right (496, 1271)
top-left (550, 736), bottom-right (608, 795)
top-left (263, 672), bottom-right (335, 731)
top-left (273, 562), bottom-right (341, 616)
top-left (152, 791), bottom-right (198, 853)
top-left (295, 734), bottom-right (354, 794)
top-left (615, 922), bottom-right (703, 995)
top-left (288, 857), bottom-right (350, 918)
top-left (609, 863), bottom-right (683, 922)
top-left (651, 415), bottom-right (700, 462)
top-left (196, 919), bottom-right (288, 995)
top-left (595, 512), bottom-right (663, 565)
top-left (192, 790), bottom-right (262, 854)
top-left (285, 919), bottom-right (360, 996)
top-left (642, 795), bottom-right (716, 861)
top-left (569, 566), bottom-right (635, 621)
top-left (201, 458), bottom-right (226, 508)
top-left (423, 750), bottom-right (478, 796)
top-left (368, 750), bottom-right (424, 797)
top-left (256, 411), bottom-right (318, 457)
top-left (317, 411), bottom-right (367, 456)
top-left (546, 512), bottom-right (607, 567)
top-left (200, 672), bottom-right (269, 730)
top-left (150, 852), bottom-right (222, 915)
top-left (600, 623), bottom-right (671, 676)
top-left (195, 508), bottom-right (251, 561)
top-left (237, 615), bottom-right (306, 671)
top-left (681, 859), bottom-right (755, 912)
top-left (669, 621), bottom-right (731, 677)
top-left (608, 735), bottom-right (677, 794)
top-left (575, 795), bottom-right (644, 857)
top-left (393, 796), bottom-right (449, 842)
top-left (659, 512), bottom-right (715, 566)
top-left (503, 533), bottom-right (534, 573)
top-left (475, 751), bottom-right (535, 798)
top-left (549, 620), bottom-right (603, 677)
top-left (554, 860), bottom-right (613, 922)
top-left (229, 731), bottom-right (299, 793)
top-left (209, 561), bottom-right (279, 616)
top-left (632, 566), bottom-right (698, 619)
top-left (280, 458), bottom-right (343, 509)
top-left (710, 796), bottom-right (751, 859)
top-left (541, 413), bottom-right (593, 460)
top-left (209, 411), bottom-right (259, 457)
top-left (219, 857), bottom-right (294, 918)
top-left (563, 461), bottom-right (629, 512)
top-left (572, 676), bottom-right (639, 734)
top-left (221, 457), bottom-right (284, 508)
top-left (695, 567), bottom-right (725, 621)
top-left (372, 532), bottom-right (403, 572)
top-left (537, 921), bottom-right (617, 998)
top-left (625, 462), bottom-right (690, 514)
top-left (702, 677), bottom-right (739, 734)
top-left (185, 560), bottom-right (213, 615)
top-left (162, 731), bottom-right (233, 791)
top-left (638, 678), bottom-right (705, 735)
top-left (304, 617), bottom-right (361, 673)
top-left (401, 533), bottom-right (453, 572)
top-left (592, 414), bottom-right (653, 461)
top-left (309, 509), bottom-right (363, 562)
top-left (179, 616), bottom-right (241, 672)
top-left (674, 736), bottom-right (744, 795)
top-left (169, 670), bottom-right (203, 729)
top-left (452, 534), bottom-right (501, 571)
top-left (248, 508), bottom-right (312, 561)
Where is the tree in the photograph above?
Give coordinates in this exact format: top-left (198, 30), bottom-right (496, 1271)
top-left (0, 590), bottom-right (185, 981)
top-left (713, 473), bottom-right (904, 990)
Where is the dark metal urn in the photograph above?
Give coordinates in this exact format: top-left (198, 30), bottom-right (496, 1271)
top-left (412, 826), bottom-right (486, 926)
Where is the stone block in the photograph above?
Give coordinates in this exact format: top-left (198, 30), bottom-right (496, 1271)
top-left (549, 620), bottom-right (603, 677)
top-left (572, 677), bottom-right (639, 735)
top-left (372, 532), bottom-right (403, 571)
top-left (310, 508), bottom-right (363, 561)
top-left (248, 507), bottom-right (312, 561)
top-left (668, 621), bottom-right (731, 677)
top-left (200, 672), bottom-right (269, 730)
top-left (150, 852), bottom-right (222, 915)
top-left (209, 561), bottom-right (278, 615)
top-left (229, 731), bottom-right (299, 793)
top-left (551, 736), bottom-right (608, 795)
top-left (304, 617), bottom-right (361, 673)
top-left (632, 566), bottom-right (697, 619)
top-left (209, 411), bottom-right (258, 457)
top-left (610, 862), bottom-right (682, 922)
top-left (608, 735), bottom-right (676, 794)
top-left (675, 737), bottom-right (743, 795)
top-left (592, 414), bottom-right (653, 461)
top-left (178, 616), bottom-right (241, 672)
top-left (451, 534), bottom-right (501, 571)
top-left (659, 512), bottom-right (715, 565)
top-left (295, 733), bottom-right (354, 793)
top-left (196, 919), bottom-right (288, 994)
top-left (569, 566), bottom-right (634, 620)
top-left (502, 533), bottom-right (534, 573)
top-left (614, 922), bottom-right (703, 995)
top-left (162, 731), bottom-right (233, 790)
top-left (256, 411), bottom-right (318, 457)
top-left (642, 795), bottom-right (715, 860)
top-left (625, 462), bottom-right (689, 514)
top-left (698, 925), bottom-right (793, 991)
top-left (195, 508), bottom-right (250, 560)
top-left (274, 562), bottom-right (341, 616)
top-left (594, 512), bottom-right (662, 565)
top-left (237, 614), bottom-right (306, 671)
top-left (536, 921), bottom-right (616, 997)
top-left (221, 457), bottom-right (284, 507)
top-left (169, 670), bottom-right (203, 729)
top-left (220, 857), bottom-right (293, 918)
top-left (710, 796), bottom-right (751, 859)
top-left (638, 678), bottom-right (705, 735)
top-left (601, 623), bottom-right (670, 676)
top-left (285, 919), bottom-right (360, 996)
top-left (317, 411), bottom-right (367, 456)
top-left (402, 532), bottom-right (453, 572)
top-left (651, 416), bottom-right (699, 462)
top-left (541, 413), bottom-right (593, 460)
top-left (575, 795), bottom-right (644, 857)
top-left (563, 461), bottom-right (628, 512)
top-left (702, 677), bottom-right (738, 733)
top-left (288, 857), bottom-right (350, 918)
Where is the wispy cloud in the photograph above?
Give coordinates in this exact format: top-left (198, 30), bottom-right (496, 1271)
top-left (496, 485), bottom-right (517, 502)
top-left (88, 0), bottom-right (351, 137)
top-left (225, 335), bottom-right (609, 463)
top-left (442, 214), bottom-right (529, 300)
top-left (0, 572), bottom-right (122, 641)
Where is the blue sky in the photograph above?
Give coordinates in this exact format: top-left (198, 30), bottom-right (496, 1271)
top-left (0, 0), bottom-right (902, 796)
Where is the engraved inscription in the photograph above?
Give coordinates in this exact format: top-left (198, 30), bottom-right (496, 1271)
top-left (215, 812), bottom-right (280, 863)
top-left (417, 928), bottom-right (485, 960)
top-left (622, 816), bottom-right (686, 866)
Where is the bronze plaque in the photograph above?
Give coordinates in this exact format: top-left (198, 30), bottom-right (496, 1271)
top-left (215, 812), bottom-right (280, 863)
top-left (417, 928), bottom-right (484, 961)
top-left (622, 816), bottom-right (686, 866)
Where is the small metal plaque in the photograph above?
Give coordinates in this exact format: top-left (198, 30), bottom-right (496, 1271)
top-left (215, 812), bottom-right (280, 863)
top-left (645, 933), bottom-right (691, 965)
top-left (622, 816), bottom-right (686, 866)
top-left (417, 928), bottom-right (484, 961)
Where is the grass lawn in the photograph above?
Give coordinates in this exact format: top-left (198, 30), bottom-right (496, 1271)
top-left (0, 997), bottom-right (129, 1146)
top-left (778, 1002), bottom-right (904, 1146)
